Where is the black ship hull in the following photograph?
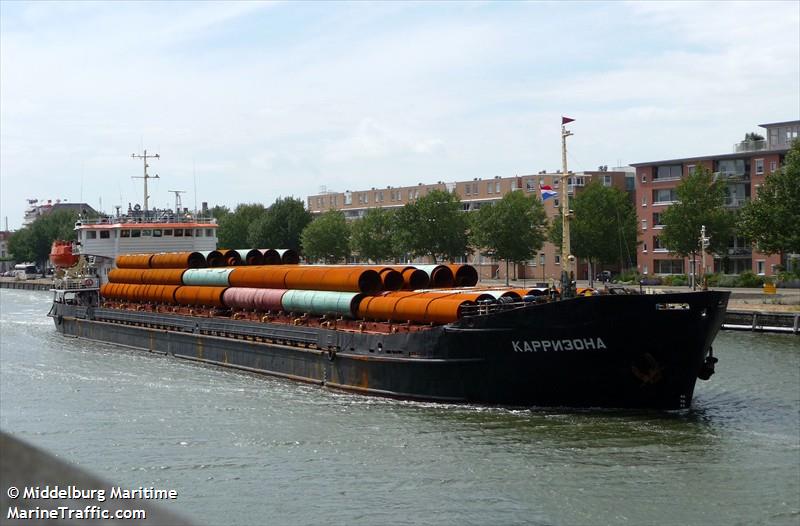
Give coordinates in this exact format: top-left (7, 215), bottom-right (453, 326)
top-left (51, 291), bottom-right (729, 409)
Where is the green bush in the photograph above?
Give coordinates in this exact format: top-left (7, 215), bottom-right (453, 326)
top-left (615, 270), bottom-right (641, 284)
top-left (671, 275), bottom-right (688, 286)
top-left (737, 271), bottom-right (765, 288)
top-left (718, 274), bottom-right (739, 287)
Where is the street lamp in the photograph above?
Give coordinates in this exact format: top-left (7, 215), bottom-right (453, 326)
top-left (540, 253), bottom-right (546, 282)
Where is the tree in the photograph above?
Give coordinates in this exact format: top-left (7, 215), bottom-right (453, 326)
top-left (744, 132), bottom-right (765, 143)
top-left (209, 205), bottom-right (231, 221)
top-left (216, 203), bottom-right (265, 248)
top-left (350, 207), bottom-right (398, 263)
top-left (471, 191), bottom-right (548, 284)
top-left (660, 166), bottom-right (735, 284)
top-left (300, 210), bottom-right (350, 263)
top-left (7, 210), bottom-right (81, 268)
top-left (247, 197), bottom-right (312, 252)
top-left (548, 182), bottom-right (639, 282)
top-left (738, 140), bottom-right (800, 256)
top-left (394, 189), bottom-right (469, 263)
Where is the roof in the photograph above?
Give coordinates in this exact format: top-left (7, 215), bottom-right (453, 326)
top-left (758, 120), bottom-right (800, 128)
top-left (630, 147), bottom-right (790, 168)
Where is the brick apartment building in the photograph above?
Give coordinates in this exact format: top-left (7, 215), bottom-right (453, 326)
top-left (307, 169), bottom-right (634, 282)
top-left (632, 120), bottom-right (799, 278)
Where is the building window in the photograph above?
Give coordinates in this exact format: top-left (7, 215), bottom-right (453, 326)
top-left (131, 229), bottom-right (141, 238)
top-left (654, 165), bottom-right (682, 180)
top-left (643, 242), bottom-right (648, 252)
top-left (495, 181), bottom-right (500, 193)
top-left (641, 174), bottom-right (647, 184)
top-left (525, 179), bottom-right (535, 192)
top-left (487, 182), bottom-right (493, 194)
top-left (641, 219), bottom-right (647, 230)
top-left (195, 229), bottom-right (202, 237)
top-left (686, 164), bottom-right (696, 175)
top-left (464, 183), bottom-right (471, 195)
top-left (100, 230), bottom-right (110, 239)
top-left (655, 259), bottom-right (684, 274)
top-left (757, 260), bottom-right (765, 275)
top-left (554, 255), bottom-right (561, 265)
top-left (163, 229), bottom-right (173, 236)
top-left (653, 212), bottom-right (663, 227)
top-left (754, 159), bottom-right (764, 175)
top-left (141, 229), bottom-right (152, 237)
top-left (553, 198), bottom-right (559, 207)
top-left (643, 264), bottom-right (648, 275)
top-left (87, 230), bottom-right (97, 239)
top-left (206, 229), bottom-right (213, 237)
top-left (769, 160), bottom-right (777, 172)
top-left (344, 192), bottom-right (352, 205)
top-left (653, 236), bottom-right (666, 250)
top-left (653, 188), bottom-right (678, 204)
top-left (717, 159), bottom-right (746, 177)
top-left (174, 229), bottom-right (183, 237)
top-left (642, 195), bottom-right (647, 207)
top-left (602, 175), bottom-right (612, 186)
top-left (184, 229), bottom-right (193, 237)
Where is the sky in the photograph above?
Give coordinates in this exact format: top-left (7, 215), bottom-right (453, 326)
top-left (1, 0), bottom-right (798, 229)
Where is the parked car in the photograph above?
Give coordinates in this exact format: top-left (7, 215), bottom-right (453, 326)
top-left (595, 270), bottom-right (612, 282)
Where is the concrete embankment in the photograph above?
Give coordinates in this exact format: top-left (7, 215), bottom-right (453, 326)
top-left (0, 277), bottom-right (53, 291)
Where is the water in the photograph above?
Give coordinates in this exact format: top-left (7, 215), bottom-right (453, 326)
top-left (1, 289), bottom-right (798, 526)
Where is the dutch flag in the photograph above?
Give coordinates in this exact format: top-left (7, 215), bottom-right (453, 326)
top-left (540, 185), bottom-right (558, 201)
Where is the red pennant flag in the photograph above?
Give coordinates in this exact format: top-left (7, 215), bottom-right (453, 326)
top-left (562, 116), bottom-right (575, 125)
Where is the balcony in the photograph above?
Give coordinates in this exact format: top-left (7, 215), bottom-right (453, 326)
top-left (725, 247), bottom-right (752, 257)
top-left (733, 139), bottom-right (767, 153)
top-left (724, 197), bottom-right (750, 208)
top-left (713, 171), bottom-right (749, 183)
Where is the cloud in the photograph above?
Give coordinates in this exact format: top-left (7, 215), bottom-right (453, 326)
top-left (323, 119), bottom-right (444, 162)
top-left (0, 1), bottom-right (797, 228)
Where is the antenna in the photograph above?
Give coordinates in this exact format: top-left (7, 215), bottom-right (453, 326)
top-left (169, 190), bottom-right (186, 213)
top-left (131, 149), bottom-right (160, 212)
top-left (193, 159), bottom-right (197, 214)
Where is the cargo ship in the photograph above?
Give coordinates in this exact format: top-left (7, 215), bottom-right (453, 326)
top-left (48, 140), bottom-right (729, 409)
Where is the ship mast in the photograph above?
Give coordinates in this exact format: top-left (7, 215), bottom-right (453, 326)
top-left (131, 149), bottom-right (160, 213)
top-left (560, 118), bottom-right (575, 298)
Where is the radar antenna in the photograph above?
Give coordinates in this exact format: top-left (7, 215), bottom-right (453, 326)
top-left (169, 190), bottom-right (186, 213)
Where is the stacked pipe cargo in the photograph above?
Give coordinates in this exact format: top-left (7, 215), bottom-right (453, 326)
top-left (102, 251), bottom-right (508, 324)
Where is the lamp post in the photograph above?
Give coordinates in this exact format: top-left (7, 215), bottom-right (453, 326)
top-left (540, 253), bottom-right (545, 282)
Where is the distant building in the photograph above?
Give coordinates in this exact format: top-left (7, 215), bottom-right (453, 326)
top-left (23, 199), bottom-right (98, 227)
top-left (0, 231), bottom-right (11, 273)
top-left (631, 120), bottom-right (799, 278)
top-left (307, 169), bottom-right (634, 281)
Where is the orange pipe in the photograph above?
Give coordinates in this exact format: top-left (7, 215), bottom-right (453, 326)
top-left (357, 291), bottom-right (476, 323)
top-left (174, 286), bottom-right (227, 307)
top-left (116, 254), bottom-right (153, 269)
top-left (141, 268), bottom-right (186, 285)
top-left (447, 264), bottom-right (479, 287)
top-left (150, 252), bottom-right (206, 269)
top-left (108, 268), bottom-right (145, 284)
top-left (229, 266), bottom-right (292, 289)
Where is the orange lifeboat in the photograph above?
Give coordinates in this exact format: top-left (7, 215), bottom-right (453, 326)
top-left (49, 240), bottom-right (79, 268)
